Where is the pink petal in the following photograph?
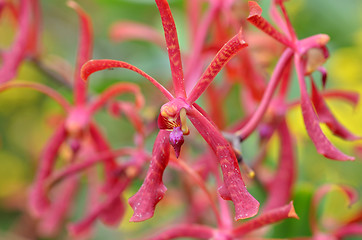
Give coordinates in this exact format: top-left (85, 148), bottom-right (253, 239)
top-left (27, 0), bottom-right (41, 55)
top-left (247, 1), bottom-right (294, 49)
top-left (81, 59), bottom-right (174, 100)
top-left (128, 130), bottom-right (170, 222)
top-left (109, 102), bottom-right (145, 136)
top-left (155, 0), bottom-right (186, 98)
top-left (187, 106), bottom-right (259, 220)
top-left (322, 90), bottom-right (360, 107)
top-left (232, 201), bottom-right (299, 237)
top-left (263, 119), bottom-right (296, 211)
top-left (89, 123), bottom-right (118, 191)
top-left (109, 21), bottom-right (165, 48)
top-left (335, 224), bottom-right (362, 238)
top-left (295, 56), bottom-right (354, 161)
top-left (67, 1), bottom-right (93, 105)
top-left (68, 180), bottom-right (126, 237)
top-left (269, 0), bottom-right (290, 38)
top-left (147, 224), bottom-right (214, 240)
top-left (29, 122), bottom-right (67, 217)
top-left (187, 29), bottom-right (248, 104)
top-left (38, 176), bottom-right (79, 237)
top-left (311, 80), bottom-right (360, 141)
top-left (0, 81), bottom-right (70, 111)
top-left (89, 82), bottom-right (144, 113)
top-left (0, 0), bottom-right (31, 83)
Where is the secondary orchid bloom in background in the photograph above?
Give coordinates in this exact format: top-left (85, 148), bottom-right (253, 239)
top-left (146, 201), bottom-right (298, 239)
top-left (234, 0), bottom-right (360, 161)
top-left (81, 0), bottom-right (260, 222)
top-left (304, 184), bottom-right (362, 240)
top-left (0, 1), bottom-right (144, 237)
top-left (0, 0), bottom-right (41, 83)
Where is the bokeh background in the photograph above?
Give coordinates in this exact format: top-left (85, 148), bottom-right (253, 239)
top-left (0, 0), bottom-right (362, 239)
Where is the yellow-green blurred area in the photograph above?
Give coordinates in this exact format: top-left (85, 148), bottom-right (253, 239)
top-left (0, 0), bottom-right (362, 239)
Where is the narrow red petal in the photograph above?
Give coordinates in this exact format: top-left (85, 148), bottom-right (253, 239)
top-left (29, 123), bottom-right (67, 217)
top-left (38, 176), bottom-right (79, 237)
top-left (68, 180), bottom-right (126, 237)
top-left (247, 1), bottom-right (294, 49)
top-left (67, 1), bottom-right (93, 105)
top-left (89, 123), bottom-right (118, 191)
top-left (311, 80), bottom-right (360, 141)
top-left (81, 59), bottom-right (174, 100)
top-left (0, 0), bottom-right (31, 83)
top-left (155, 0), bottom-right (186, 98)
top-left (232, 201), bottom-right (299, 237)
top-left (335, 224), bottom-right (362, 238)
top-left (187, 106), bottom-right (259, 220)
top-left (263, 119), bottom-right (296, 211)
top-left (26, 0), bottom-right (42, 56)
top-left (110, 21), bottom-right (165, 48)
top-left (89, 82), bottom-right (144, 113)
top-left (322, 90), bottom-right (360, 107)
top-left (187, 30), bottom-right (248, 104)
top-left (0, 81), bottom-right (70, 111)
top-left (148, 224), bottom-right (214, 240)
top-left (128, 130), bottom-right (170, 222)
top-left (110, 102), bottom-right (145, 136)
top-left (295, 56), bottom-right (354, 161)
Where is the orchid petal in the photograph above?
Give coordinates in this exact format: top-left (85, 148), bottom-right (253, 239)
top-left (68, 181), bottom-right (126, 237)
top-left (89, 123), bottom-right (118, 191)
top-left (0, 0), bottom-right (31, 83)
top-left (295, 56), bottom-right (354, 161)
top-left (264, 119), bottom-right (296, 211)
top-left (147, 224), bottom-right (214, 240)
top-left (110, 21), bottom-right (165, 48)
top-left (188, 30), bottom-right (248, 104)
top-left (311, 80), bottom-right (360, 141)
top-left (81, 59), bottom-right (174, 100)
top-left (67, 1), bottom-right (93, 105)
top-left (109, 102), bottom-right (145, 136)
top-left (335, 224), bottom-right (362, 238)
top-left (48, 148), bottom-right (133, 187)
top-left (38, 176), bottom-right (79, 237)
top-left (128, 130), bottom-right (170, 222)
top-left (29, 122), bottom-right (67, 217)
top-left (26, 0), bottom-right (41, 56)
top-left (310, 184), bottom-right (359, 234)
top-left (247, 1), bottom-right (294, 49)
top-left (269, 0), bottom-right (290, 38)
top-left (89, 82), bottom-right (144, 113)
top-left (155, 0), bottom-right (186, 98)
top-left (322, 90), bottom-right (360, 107)
top-left (236, 49), bottom-right (294, 140)
top-left (0, 81), bottom-right (70, 111)
top-left (187, 106), bottom-right (259, 220)
top-left (232, 201), bottom-right (299, 237)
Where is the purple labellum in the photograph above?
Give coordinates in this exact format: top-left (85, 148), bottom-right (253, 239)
top-left (169, 126), bottom-right (184, 158)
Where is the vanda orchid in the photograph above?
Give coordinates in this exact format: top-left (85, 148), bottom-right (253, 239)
top-left (81, 0), bottom-right (260, 221)
top-left (1, 0), bottom-right (361, 239)
top-left (0, 1), bottom-right (144, 237)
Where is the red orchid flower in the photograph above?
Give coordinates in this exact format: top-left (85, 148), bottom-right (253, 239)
top-left (236, 0), bottom-right (359, 161)
top-left (146, 201), bottom-right (298, 239)
top-left (0, 0), bottom-right (41, 83)
top-left (305, 184), bottom-right (362, 240)
top-left (0, 1), bottom-right (144, 236)
top-left (81, 0), bottom-right (259, 222)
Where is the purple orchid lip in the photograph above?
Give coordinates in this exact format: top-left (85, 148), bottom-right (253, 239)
top-left (169, 126), bottom-right (184, 158)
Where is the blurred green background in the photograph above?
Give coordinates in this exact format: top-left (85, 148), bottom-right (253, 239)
top-left (0, 0), bottom-right (362, 239)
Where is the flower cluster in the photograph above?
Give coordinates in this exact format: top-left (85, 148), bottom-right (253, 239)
top-left (0, 0), bottom-right (361, 239)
